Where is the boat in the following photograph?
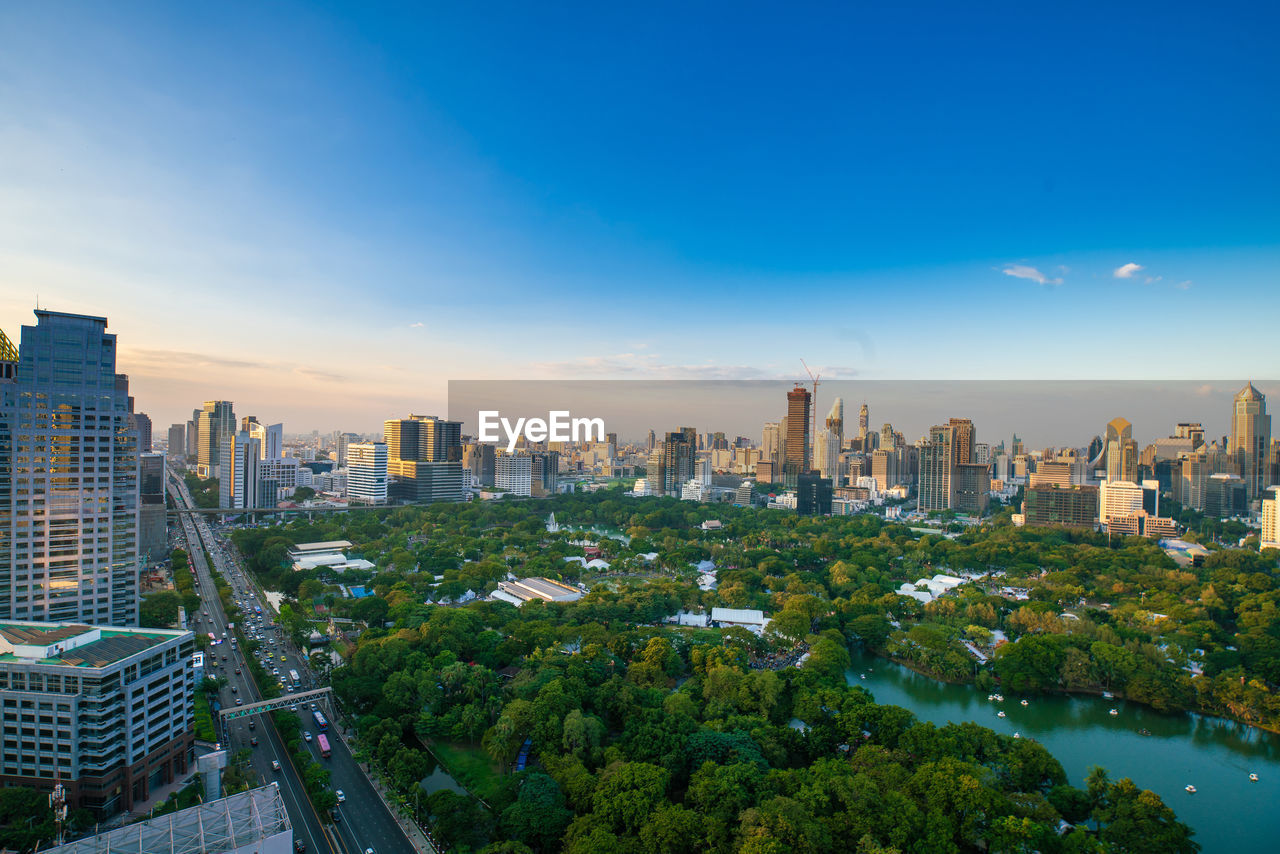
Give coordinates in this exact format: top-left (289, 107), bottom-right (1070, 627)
top-left (997, 711), bottom-right (1006, 718)
top-left (1250, 773), bottom-right (1259, 782)
top-left (1013, 732), bottom-right (1021, 739)
top-left (1102, 691), bottom-right (1114, 699)
top-left (1185, 785), bottom-right (1196, 794)
top-left (993, 693), bottom-right (1004, 702)
top-left (1020, 699), bottom-right (1029, 706)
top-left (1138, 728), bottom-right (1151, 737)
top-left (1109, 708), bottom-right (1118, 716)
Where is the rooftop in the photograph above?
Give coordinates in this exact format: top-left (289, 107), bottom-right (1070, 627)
top-left (289, 540), bottom-right (354, 554)
top-left (0, 621), bottom-right (185, 667)
top-left (45, 784), bottom-right (290, 854)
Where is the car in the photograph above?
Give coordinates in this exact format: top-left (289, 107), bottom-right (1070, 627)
top-left (330, 808), bottom-right (341, 823)
top-left (336, 790), bottom-right (345, 803)
top-left (304, 731), bottom-right (312, 742)
top-left (280, 655), bottom-right (287, 662)
top-left (272, 759), bottom-right (281, 771)
top-left (251, 736), bottom-right (259, 746)
top-left (231, 685), bottom-right (238, 693)
top-left (222, 655), bottom-right (228, 661)
top-left (249, 719), bottom-right (256, 730)
top-left (235, 668), bottom-right (241, 674)
top-left (294, 841), bottom-right (306, 853)
top-left (235, 699), bottom-right (243, 706)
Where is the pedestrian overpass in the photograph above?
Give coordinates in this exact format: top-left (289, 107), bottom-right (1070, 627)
top-left (218, 686), bottom-right (335, 723)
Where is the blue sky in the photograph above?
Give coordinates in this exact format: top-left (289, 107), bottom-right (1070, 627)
top-left (1, 1), bottom-right (1277, 432)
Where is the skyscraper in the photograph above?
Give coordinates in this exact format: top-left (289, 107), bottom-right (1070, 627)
top-left (0, 310), bottom-right (141, 625)
top-left (761, 421), bottom-right (782, 471)
top-left (1230, 382), bottom-right (1271, 501)
top-left (784, 385), bottom-right (812, 482)
top-left (1104, 417), bottom-right (1138, 483)
top-left (918, 423), bottom-right (954, 512)
top-left (167, 423), bottom-right (185, 459)
top-left (826, 398), bottom-right (844, 449)
top-left (858, 402), bottom-right (869, 442)
top-left (347, 442), bottom-right (388, 504)
top-left (196, 400), bottom-right (235, 478)
top-left (383, 414), bottom-right (464, 503)
top-left (219, 431), bottom-right (261, 509)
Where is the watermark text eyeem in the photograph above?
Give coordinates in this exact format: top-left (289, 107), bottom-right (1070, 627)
top-left (478, 410), bottom-right (605, 452)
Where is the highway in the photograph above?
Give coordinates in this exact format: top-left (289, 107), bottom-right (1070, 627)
top-left (170, 475), bottom-right (418, 854)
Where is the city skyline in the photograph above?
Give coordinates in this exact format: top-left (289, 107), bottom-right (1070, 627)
top-left (3, 3), bottom-right (1278, 426)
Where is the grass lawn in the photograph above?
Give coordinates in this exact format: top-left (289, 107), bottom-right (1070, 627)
top-left (430, 741), bottom-right (504, 802)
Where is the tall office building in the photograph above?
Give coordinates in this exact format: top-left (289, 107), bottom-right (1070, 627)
top-left (761, 422), bottom-right (782, 471)
top-left (243, 417), bottom-right (283, 461)
top-left (130, 411), bottom-right (153, 453)
top-left (167, 423), bottom-right (185, 460)
top-left (463, 442), bottom-right (496, 487)
top-left (0, 621), bottom-right (195, 815)
top-left (495, 451), bottom-right (534, 496)
top-left (383, 415), bottom-right (464, 503)
top-left (346, 442), bottom-right (388, 504)
top-left (196, 400), bottom-right (235, 478)
top-left (917, 423), bottom-right (955, 512)
top-left (784, 385), bottom-right (812, 482)
top-left (949, 418), bottom-right (975, 464)
top-left (0, 311), bottom-right (142, 626)
top-left (138, 453), bottom-right (167, 564)
top-left (1230, 383), bottom-right (1271, 501)
top-left (1261, 487), bottom-right (1280, 550)
top-left (646, 429), bottom-right (656, 452)
top-left (858, 402), bottom-right (869, 442)
top-left (336, 432), bottom-right (360, 467)
top-left (185, 410), bottom-right (198, 459)
top-left (219, 431), bottom-right (261, 510)
top-left (1104, 417), bottom-right (1138, 483)
top-left (826, 398), bottom-right (844, 449)
top-left (1023, 484), bottom-right (1099, 529)
top-left (814, 429), bottom-right (839, 481)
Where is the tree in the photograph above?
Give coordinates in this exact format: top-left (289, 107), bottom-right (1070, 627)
top-left (501, 772), bottom-right (573, 852)
top-left (140, 590), bottom-right (181, 628)
top-left (1094, 778), bottom-right (1198, 853)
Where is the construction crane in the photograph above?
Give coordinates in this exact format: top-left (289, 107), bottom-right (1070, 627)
top-left (801, 359), bottom-right (821, 459)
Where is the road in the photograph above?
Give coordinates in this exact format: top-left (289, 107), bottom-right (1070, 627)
top-left (170, 475), bottom-right (418, 854)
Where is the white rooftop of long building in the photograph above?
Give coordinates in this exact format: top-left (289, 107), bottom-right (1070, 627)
top-left (45, 784), bottom-right (292, 854)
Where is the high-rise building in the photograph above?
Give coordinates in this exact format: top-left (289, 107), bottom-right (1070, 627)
top-left (871, 448), bottom-right (899, 491)
top-left (196, 400), bottom-right (235, 478)
top-left (1104, 417), bottom-right (1138, 483)
top-left (347, 442), bottom-right (388, 504)
top-left (646, 429), bottom-right (656, 452)
top-left (383, 415), bottom-right (464, 503)
top-left (949, 418), bottom-right (976, 465)
top-left (185, 410), bottom-right (198, 459)
top-left (784, 385), bottom-right (812, 482)
top-left (242, 417), bottom-right (283, 461)
top-left (953, 463), bottom-right (991, 516)
top-left (814, 429), bottom-right (839, 481)
top-left (796, 471), bottom-right (833, 516)
top-left (167, 423), bottom-right (185, 460)
top-left (530, 451), bottom-right (558, 496)
top-left (131, 411), bottom-right (152, 453)
top-left (761, 422), bottom-right (782, 471)
top-left (918, 423), bottom-right (955, 512)
top-left (0, 310), bottom-right (141, 626)
top-left (858, 402), bottom-right (869, 442)
top-left (138, 453), bottom-right (167, 564)
top-left (496, 451), bottom-right (534, 496)
top-left (335, 432), bottom-right (360, 467)
top-left (1230, 383), bottom-right (1271, 501)
top-left (1261, 487), bottom-right (1280, 550)
top-left (463, 442), bottom-right (496, 486)
top-left (0, 621), bottom-right (195, 815)
top-left (1099, 479), bottom-right (1159, 526)
top-left (219, 431), bottom-right (261, 509)
top-left (826, 398), bottom-right (844, 449)
top-left (1023, 484), bottom-right (1099, 529)
top-left (1204, 473), bottom-right (1248, 519)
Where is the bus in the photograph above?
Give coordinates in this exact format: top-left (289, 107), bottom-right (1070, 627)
top-left (207, 632), bottom-right (216, 642)
top-left (313, 710), bottom-right (328, 731)
top-left (316, 732), bottom-right (331, 758)
top-left (288, 669), bottom-right (301, 687)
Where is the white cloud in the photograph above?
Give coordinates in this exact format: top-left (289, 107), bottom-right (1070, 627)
top-left (1113, 262), bottom-right (1144, 278)
top-left (409, 322), bottom-right (424, 328)
top-left (1176, 280), bottom-right (1193, 290)
top-left (1001, 264), bottom-right (1062, 286)
top-left (1143, 275), bottom-right (1162, 284)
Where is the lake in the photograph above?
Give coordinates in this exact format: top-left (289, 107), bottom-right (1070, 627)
top-left (846, 648), bottom-right (1280, 853)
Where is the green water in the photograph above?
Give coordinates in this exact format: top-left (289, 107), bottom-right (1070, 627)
top-left (846, 649), bottom-right (1279, 853)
